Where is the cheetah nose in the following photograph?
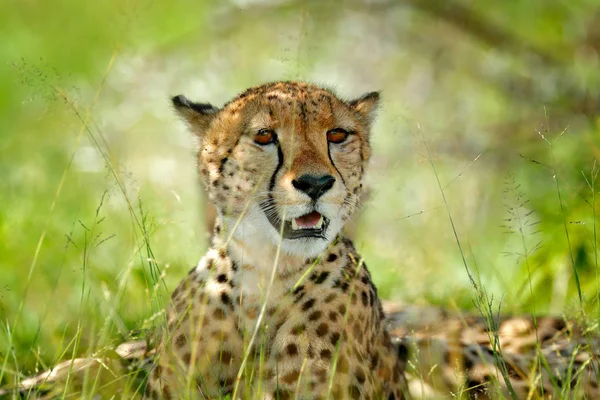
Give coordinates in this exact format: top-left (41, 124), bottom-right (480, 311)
top-left (292, 174), bottom-right (336, 200)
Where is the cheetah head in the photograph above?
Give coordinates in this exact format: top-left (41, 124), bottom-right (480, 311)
top-left (173, 82), bottom-right (378, 259)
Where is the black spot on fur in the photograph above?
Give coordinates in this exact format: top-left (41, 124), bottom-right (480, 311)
top-left (220, 292), bottom-right (232, 309)
top-left (302, 298), bottom-right (315, 311)
top-left (315, 271), bottom-right (330, 284)
top-left (348, 385), bottom-right (360, 400)
top-left (324, 293), bottom-right (336, 303)
top-left (355, 368), bottom-right (366, 384)
top-left (330, 332), bottom-right (340, 345)
top-left (294, 291), bottom-right (306, 303)
top-left (329, 311), bottom-right (338, 322)
top-left (370, 352), bottom-right (379, 369)
top-left (540, 330), bottom-right (555, 342)
top-left (316, 323), bottom-right (328, 336)
top-left (291, 324), bottom-right (305, 335)
top-left (361, 291), bottom-right (368, 306)
top-left (174, 334), bottom-right (187, 348)
top-left (293, 285), bottom-right (304, 295)
top-left (286, 343), bottom-right (298, 356)
top-left (293, 285), bottom-right (305, 303)
top-left (309, 311), bottom-right (322, 321)
top-left (219, 157), bottom-right (228, 174)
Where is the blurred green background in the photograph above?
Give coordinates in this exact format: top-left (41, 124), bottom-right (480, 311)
top-left (1, 0), bottom-right (599, 387)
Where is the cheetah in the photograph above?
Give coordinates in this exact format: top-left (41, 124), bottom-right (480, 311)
top-left (145, 82), bottom-right (408, 399)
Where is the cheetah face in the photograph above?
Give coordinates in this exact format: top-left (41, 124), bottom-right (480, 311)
top-left (173, 82), bottom-right (378, 258)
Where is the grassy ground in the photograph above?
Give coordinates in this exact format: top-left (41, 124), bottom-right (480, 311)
top-left (1, 1), bottom-right (599, 398)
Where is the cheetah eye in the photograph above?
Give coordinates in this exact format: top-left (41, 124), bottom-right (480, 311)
top-left (254, 128), bottom-right (277, 145)
top-left (326, 129), bottom-right (349, 144)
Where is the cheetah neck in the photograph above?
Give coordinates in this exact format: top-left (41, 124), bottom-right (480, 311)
top-left (212, 215), bottom-right (315, 279)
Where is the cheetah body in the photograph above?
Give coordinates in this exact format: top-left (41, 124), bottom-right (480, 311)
top-left (145, 82), bottom-right (407, 399)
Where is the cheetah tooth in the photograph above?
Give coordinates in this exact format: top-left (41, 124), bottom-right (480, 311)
top-left (291, 219), bottom-right (299, 230)
top-left (315, 216), bottom-right (324, 229)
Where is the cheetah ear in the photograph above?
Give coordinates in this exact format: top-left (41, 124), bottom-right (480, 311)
top-left (172, 95), bottom-right (220, 137)
top-left (348, 91), bottom-right (380, 126)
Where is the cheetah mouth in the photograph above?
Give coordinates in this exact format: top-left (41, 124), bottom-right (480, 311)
top-left (291, 211), bottom-right (325, 230)
top-left (284, 211), bottom-right (329, 239)
top-left (261, 204), bottom-right (330, 239)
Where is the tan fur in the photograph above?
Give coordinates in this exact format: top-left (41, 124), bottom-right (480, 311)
top-left (145, 82), bottom-right (406, 399)
top-left (385, 304), bottom-right (600, 399)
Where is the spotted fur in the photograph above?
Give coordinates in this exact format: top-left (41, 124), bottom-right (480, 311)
top-left (145, 82), bottom-right (408, 399)
top-left (385, 304), bottom-right (600, 399)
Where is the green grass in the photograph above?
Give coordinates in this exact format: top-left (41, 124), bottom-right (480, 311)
top-left (1, 0), bottom-right (600, 398)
